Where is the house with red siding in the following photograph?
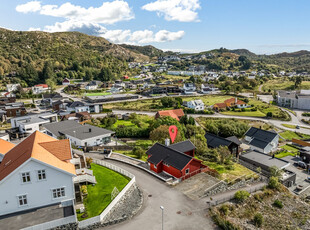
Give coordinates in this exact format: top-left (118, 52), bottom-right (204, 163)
top-left (146, 140), bottom-right (206, 180)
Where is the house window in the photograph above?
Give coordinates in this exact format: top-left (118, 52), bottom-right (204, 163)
top-left (52, 188), bottom-right (65, 198)
top-left (185, 169), bottom-right (190, 174)
top-left (21, 172), bottom-right (31, 183)
top-left (37, 170), bottom-right (46, 181)
top-left (18, 195), bottom-right (28, 206)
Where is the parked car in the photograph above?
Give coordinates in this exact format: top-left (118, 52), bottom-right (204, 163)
top-left (297, 161), bottom-right (307, 169)
top-left (296, 125), bottom-right (300, 129)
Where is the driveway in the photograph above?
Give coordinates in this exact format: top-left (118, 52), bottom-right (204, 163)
top-left (85, 153), bottom-right (216, 230)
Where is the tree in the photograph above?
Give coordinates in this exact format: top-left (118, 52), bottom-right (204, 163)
top-left (253, 213), bottom-right (263, 227)
top-left (234, 190), bottom-right (250, 203)
top-left (150, 125), bottom-right (183, 144)
top-left (41, 61), bottom-right (55, 82)
top-left (132, 147), bottom-right (144, 159)
top-left (46, 78), bottom-right (56, 92)
top-left (268, 176), bottom-right (280, 189)
top-left (269, 166), bottom-right (283, 178)
top-left (294, 76), bottom-right (302, 89)
top-left (217, 146), bottom-right (232, 165)
top-left (266, 112), bottom-right (273, 118)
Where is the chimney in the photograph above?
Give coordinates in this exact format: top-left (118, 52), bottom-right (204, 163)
top-left (165, 138), bottom-right (170, 146)
top-left (89, 128), bottom-right (91, 133)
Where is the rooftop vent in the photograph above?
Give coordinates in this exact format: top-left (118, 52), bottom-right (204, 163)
top-left (89, 128), bottom-right (92, 133)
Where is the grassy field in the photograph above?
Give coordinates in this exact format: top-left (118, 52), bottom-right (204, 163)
top-left (77, 164), bottom-right (129, 220)
top-left (275, 151), bottom-right (297, 158)
top-left (111, 115), bottom-right (153, 129)
top-left (86, 92), bottom-right (111, 96)
top-left (279, 130), bottom-right (310, 140)
top-left (262, 79), bottom-right (310, 91)
top-left (203, 161), bottom-right (258, 183)
top-left (281, 144), bottom-right (299, 153)
top-left (221, 110), bottom-right (266, 117)
top-left (281, 124), bottom-right (297, 129)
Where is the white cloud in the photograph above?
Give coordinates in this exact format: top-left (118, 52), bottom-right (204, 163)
top-left (16, 1), bottom-right (41, 13)
top-left (16, 0), bottom-right (134, 24)
top-left (142, 0), bottom-right (201, 22)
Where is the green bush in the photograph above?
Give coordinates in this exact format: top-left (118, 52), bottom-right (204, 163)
top-left (253, 213), bottom-right (263, 227)
top-left (212, 213), bottom-right (240, 230)
top-left (268, 176), bottom-right (280, 190)
top-left (273, 199), bottom-right (283, 208)
top-left (254, 193), bottom-right (262, 202)
top-left (234, 190), bottom-right (250, 203)
top-left (219, 204), bottom-right (229, 216)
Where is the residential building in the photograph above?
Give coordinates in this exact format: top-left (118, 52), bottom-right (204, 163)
top-left (2, 102), bottom-right (27, 117)
top-left (155, 109), bottom-right (185, 121)
top-left (0, 133), bottom-right (10, 142)
top-left (85, 81), bottom-right (101, 90)
top-left (146, 141), bottom-right (206, 179)
top-left (213, 98), bottom-right (247, 111)
top-left (205, 133), bottom-right (241, 156)
top-left (0, 109), bottom-right (6, 122)
top-left (244, 127), bottom-right (279, 154)
top-left (0, 131), bottom-right (76, 216)
top-left (183, 83), bottom-right (196, 94)
top-left (86, 94), bottom-right (139, 103)
top-left (201, 84), bottom-right (217, 94)
top-left (32, 84), bottom-right (49, 94)
top-left (44, 120), bottom-right (114, 147)
top-left (277, 90), bottom-right (310, 110)
top-left (66, 101), bottom-right (101, 114)
top-left (299, 147), bottom-right (310, 164)
top-left (62, 78), bottom-right (70, 85)
top-left (186, 99), bottom-right (205, 111)
top-left (6, 84), bottom-right (20, 92)
top-left (61, 112), bottom-right (91, 122)
top-left (10, 112), bottom-right (58, 134)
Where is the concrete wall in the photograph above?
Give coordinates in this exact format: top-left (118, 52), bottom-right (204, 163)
top-left (0, 159), bottom-right (75, 216)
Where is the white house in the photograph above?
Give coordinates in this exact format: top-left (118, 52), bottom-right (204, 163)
top-left (10, 112), bottom-right (58, 133)
top-left (187, 100), bottom-right (205, 111)
top-left (85, 81), bottom-right (101, 90)
top-left (277, 90), bottom-right (310, 110)
top-left (201, 84), bottom-right (218, 94)
top-left (32, 84), bottom-right (49, 94)
top-left (183, 83), bottom-right (196, 94)
top-left (0, 131), bottom-right (76, 217)
top-left (6, 84), bottom-right (20, 92)
top-left (44, 120), bottom-right (115, 147)
top-left (66, 101), bottom-right (100, 114)
top-left (244, 127), bottom-right (279, 154)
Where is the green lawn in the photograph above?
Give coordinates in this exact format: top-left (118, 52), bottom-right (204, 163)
top-left (112, 120), bottom-right (136, 128)
top-left (86, 92), bottom-right (111, 96)
top-left (202, 161), bottom-right (258, 183)
top-left (275, 151), bottom-right (296, 158)
top-left (262, 80), bottom-right (310, 92)
top-left (279, 130), bottom-right (310, 140)
top-left (111, 115), bottom-right (153, 129)
top-left (78, 164), bottom-right (130, 220)
top-left (221, 110), bottom-right (266, 117)
top-left (280, 144), bottom-right (299, 153)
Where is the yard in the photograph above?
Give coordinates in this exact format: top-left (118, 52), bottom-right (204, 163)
top-left (111, 115), bottom-right (152, 129)
top-left (262, 79), bottom-right (310, 92)
top-left (275, 144), bottom-right (300, 158)
top-left (202, 161), bottom-right (258, 183)
top-left (85, 92), bottom-right (111, 96)
top-left (279, 130), bottom-right (310, 140)
top-left (221, 109), bottom-right (266, 117)
top-left (77, 164), bottom-right (130, 221)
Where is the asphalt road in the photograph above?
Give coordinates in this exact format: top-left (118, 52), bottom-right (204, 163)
top-left (85, 153), bottom-right (216, 230)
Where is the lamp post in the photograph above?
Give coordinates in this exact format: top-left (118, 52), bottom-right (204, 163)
top-left (160, 206), bottom-right (164, 230)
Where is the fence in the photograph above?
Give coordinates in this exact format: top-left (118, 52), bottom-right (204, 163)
top-left (207, 184), bottom-right (266, 207)
top-left (78, 160), bottom-right (135, 229)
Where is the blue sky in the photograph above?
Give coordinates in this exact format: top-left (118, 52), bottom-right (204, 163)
top-left (1, 0), bottom-right (310, 54)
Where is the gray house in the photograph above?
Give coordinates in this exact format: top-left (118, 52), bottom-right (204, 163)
top-left (244, 127), bottom-right (279, 154)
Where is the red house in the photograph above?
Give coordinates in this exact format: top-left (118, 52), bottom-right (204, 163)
top-left (147, 140), bottom-right (206, 180)
top-left (155, 109), bottom-right (185, 121)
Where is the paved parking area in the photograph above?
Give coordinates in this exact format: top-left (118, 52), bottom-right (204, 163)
top-left (282, 156), bottom-right (310, 194)
top-left (0, 204), bottom-right (69, 230)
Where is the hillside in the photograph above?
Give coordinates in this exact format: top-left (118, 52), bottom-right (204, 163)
top-left (0, 28), bottom-right (149, 86)
top-left (119, 44), bottom-right (176, 59)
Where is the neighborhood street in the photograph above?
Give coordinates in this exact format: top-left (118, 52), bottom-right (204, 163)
top-left (85, 153), bottom-right (216, 230)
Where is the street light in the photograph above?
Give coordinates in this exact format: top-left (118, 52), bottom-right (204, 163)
top-left (160, 206), bottom-right (164, 230)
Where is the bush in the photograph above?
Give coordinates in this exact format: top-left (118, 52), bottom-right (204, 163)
top-left (234, 190), bottom-right (250, 203)
top-left (219, 204), bottom-right (229, 216)
top-left (267, 112), bottom-right (273, 117)
top-left (241, 108), bottom-right (245, 112)
top-left (254, 193), bottom-right (263, 202)
top-left (253, 213), bottom-right (263, 227)
top-left (131, 146), bottom-right (145, 159)
top-left (102, 108), bottom-right (112, 113)
top-left (273, 199), bottom-right (283, 208)
top-left (81, 185), bottom-right (88, 195)
top-left (268, 176), bottom-right (280, 190)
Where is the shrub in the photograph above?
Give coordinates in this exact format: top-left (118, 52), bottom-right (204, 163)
top-left (253, 213), bottom-right (263, 227)
top-left (268, 176), bottom-right (280, 190)
top-left (241, 108), bottom-right (246, 112)
top-left (81, 185), bottom-right (88, 195)
top-left (267, 112), bottom-right (273, 117)
top-left (273, 199), bottom-right (283, 208)
top-left (219, 204), bottom-right (229, 216)
top-left (254, 193), bottom-right (262, 202)
top-left (212, 213), bottom-right (240, 230)
top-left (234, 190), bottom-right (250, 203)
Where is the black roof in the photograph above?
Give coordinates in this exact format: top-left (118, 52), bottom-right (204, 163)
top-left (245, 127), bottom-right (278, 143)
top-left (68, 101), bottom-right (86, 108)
top-left (226, 136), bottom-right (242, 145)
top-left (249, 138), bottom-right (269, 150)
top-left (146, 143), bottom-right (192, 170)
top-left (43, 93), bottom-right (62, 99)
top-left (169, 140), bottom-right (195, 153)
top-left (205, 133), bottom-right (232, 148)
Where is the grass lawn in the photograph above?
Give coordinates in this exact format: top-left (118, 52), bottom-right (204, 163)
top-left (275, 151), bottom-right (296, 158)
top-left (111, 115), bottom-right (153, 129)
top-left (282, 124), bottom-right (297, 129)
top-left (262, 79), bottom-right (310, 91)
top-left (86, 92), bottom-right (111, 96)
top-left (280, 144), bottom-right (299, 153)
top-left (279, 130), bottom-right (310, 140)
top-left (203, 161), bottom-right (257, 183)
top-left (221, 110), bottom-right (266, 117)
top-left (78, 164), bottom-right (130, 221)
